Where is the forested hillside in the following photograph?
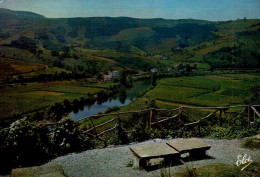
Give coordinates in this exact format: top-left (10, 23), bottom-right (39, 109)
top-left (0, 8), bottom-right (260, 77)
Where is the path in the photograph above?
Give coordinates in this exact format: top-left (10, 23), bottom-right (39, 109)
top-left (49, 138), bottom-right (260, 177)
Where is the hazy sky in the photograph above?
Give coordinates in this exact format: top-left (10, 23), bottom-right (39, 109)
top-left (0, 0), bottom-right (260, 21)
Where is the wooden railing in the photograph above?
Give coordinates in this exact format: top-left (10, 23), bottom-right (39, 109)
top-left (76, 105), bottom-right (260, 143)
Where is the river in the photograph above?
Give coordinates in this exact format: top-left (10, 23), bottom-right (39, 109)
top-left (70, 81), bottom-right (151, 120)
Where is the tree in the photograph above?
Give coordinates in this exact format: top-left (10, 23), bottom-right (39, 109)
top-left (63, 99), bottom-right (72, 110)
top-left (29, 48), bottom-right (37, 55)
top-left (210, 65), bottom-right (215, 72)
top-left (36, 50), bottom-right (43, 58)
top-left (50, 102), bottom-right (65, 121)
top-left (177, 63), bottom-right (184, 70)
top-left (151, 73), bottom-right (157, 86)
top-left (10, 36), bottom-right (37, 50)
top-left (51, 50), bottom-right (59, 57)
top-left (96, 73), bottom-right (104, 81)
top-left (18, 75), bottom-right (24, 83)
top-left (126, 75), bottom-right (133, 87)
top-left (119, 69), bottom-right (127, 86)
top-left (185, 64), bottom-right (191, 72)
top-left (119, 91), bottom-right (127, 104)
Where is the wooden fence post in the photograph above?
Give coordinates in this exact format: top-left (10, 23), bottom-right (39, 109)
top-left (254, 110), bottom-right (256, 122)
top-left (179, 107), bottom-right (183, 123)
top-left (89, 116), bottom-right (98, 137)
top-left (222, 108), bottom-right (229, 125)
top-left (149, 108), bottom-right (153, 130)
top-left (198, 123), bottom-right (201, 136)
top-left (218, 109), bottom-right (222, 125)
top-left (248, 106), bottom-right (250, 126)
top-left (117, 114), bottom-right (121, 127)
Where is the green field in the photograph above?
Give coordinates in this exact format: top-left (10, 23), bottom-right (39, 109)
top-left (144, 74), bottom-right (259, 107)
top-left (0, 80), bottom-right (110, 118)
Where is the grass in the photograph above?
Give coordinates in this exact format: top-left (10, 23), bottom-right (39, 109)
top-left (74, 48), bottom-right (117, 64)
top-left (0, 55), bottom-right (72, 83)
top-left (32, 91), bottom-right (64, 96)
top-left (187, 93), bottom-right (243, 107)
top-left (241, 138), bottom-right (260, 150)
top-left (172, 162), bottom-right (260, 177)
top-left (0, 80), bottom-right (106, 118)
top-left (21, 66), bottom-right (71, 78)
top-left (158, 76), bottom-right (221, 90)
top-left (0, 46), bottom-right (53, 64)
top-left (143, 74), bottom-right (259, 107)
top-left (146, 85), bottom-right (210, 103)
top-left (215, 19), bottom-right (260, 36)
top-left (0, 57), bottom-right (46, 80)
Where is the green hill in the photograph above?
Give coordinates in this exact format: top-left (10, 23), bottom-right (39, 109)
top-left (0, 8), bottom-right (260, 72)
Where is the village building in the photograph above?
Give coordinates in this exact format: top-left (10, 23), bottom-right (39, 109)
top-left (163, 56), bottom-right (168, 60)
top-left (104, 75), bottom-right (113, 81)
top-left (167, 67), bottom-right (173, 72)
top-left (107, 71), bottom-right (119, 77)
top-left (151, 68), bottom-right (158, 73)
top-left (104, 70), bottom-right (119, 81)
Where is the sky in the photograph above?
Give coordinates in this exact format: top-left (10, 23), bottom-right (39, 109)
top-left (0, 0), bottom-right (260, 21)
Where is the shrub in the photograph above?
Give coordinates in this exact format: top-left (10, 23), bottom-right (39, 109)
top-left (0, 117), bottom-right (93, 174)
top-left (108, 124), bottom-right (129, 145)
top-left (50, 118), bottom-right (93, 156)
top-left (178, 164), bottom-right (198, 177)
top-left (241, 138), bottom-right (260, 150)
top-left (160, 168), bottom-right (172, 177)
top-left (0, 118), bottom-right (50, 174)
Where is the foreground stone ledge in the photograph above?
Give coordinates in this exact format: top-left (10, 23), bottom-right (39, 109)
top-left (11, 163), bottom-right (65, 177)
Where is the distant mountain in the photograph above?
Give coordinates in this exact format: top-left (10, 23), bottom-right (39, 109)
top-left (0, 8), bottom-right (45, 19)
top-left (0, 8), bottom-right (217, 51)
top-left (0, 8), bottom-right (259, 71)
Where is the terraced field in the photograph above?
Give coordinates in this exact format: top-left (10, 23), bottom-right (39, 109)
top-left (144, 74), bottom-right (260, 107)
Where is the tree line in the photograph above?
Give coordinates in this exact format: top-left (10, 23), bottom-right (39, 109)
top-left (2, 71), bottom-right (88, 85)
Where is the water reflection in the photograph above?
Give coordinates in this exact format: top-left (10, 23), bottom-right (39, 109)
top-left (70, 81), bottom-right (151, 120)
top-left (119, 91), bottom-right (127, 104)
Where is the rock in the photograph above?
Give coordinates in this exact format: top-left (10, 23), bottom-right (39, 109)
top-left (153, 138), bottom-right (162, 142)
top-left (11, 163), bottom-right (65, 177)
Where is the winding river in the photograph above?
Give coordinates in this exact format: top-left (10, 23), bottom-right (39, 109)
top-left (70, 81), bottom-right (151, 120)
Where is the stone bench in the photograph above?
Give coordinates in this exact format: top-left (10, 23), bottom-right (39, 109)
top-left (130, 139), bottom-right (211, 168)
top-left (166, 138), bottom-right (211, 157)
top-left (130, 143), bottom-right (180, 168)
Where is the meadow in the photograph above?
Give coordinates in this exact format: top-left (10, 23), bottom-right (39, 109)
top-left (145, 74), bottom-right (259, 107)
top-left (0, 80), bottom-right (109, 119)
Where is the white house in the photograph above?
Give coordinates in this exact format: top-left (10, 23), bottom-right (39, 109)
top-left (151, 68), bottom-right (158, 73)
top-left (163, 56), bottom-right (168, 60)
top-left (107, 71), bottom-right (119, 77)
top-left (104, 70), bottom-right (119, 81)
top-left (167, 67), bottom-right (173, 72)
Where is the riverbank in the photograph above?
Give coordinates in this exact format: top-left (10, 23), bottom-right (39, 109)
top-left (70, 81), bottom-right (152, 120)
